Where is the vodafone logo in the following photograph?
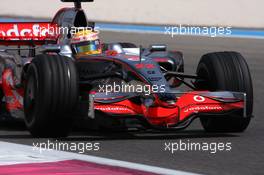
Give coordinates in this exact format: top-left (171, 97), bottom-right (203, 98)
top-left (193, 95), bottom-right (205, 102)
top-left (0, 24), bottom-right (46, 36)
top-left (0, 23), bottom-right (57, 40)
top-left (95, 106), bottom-right (133, 113)
top-left (183, 105), bottom-right (222, 113)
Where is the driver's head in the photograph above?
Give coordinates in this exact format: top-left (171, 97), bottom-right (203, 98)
top-left (71, 29), bottom-right (101, 56)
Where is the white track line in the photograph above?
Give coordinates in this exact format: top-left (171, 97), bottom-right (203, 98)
top-left (0, 141), bottom-right (200, 175)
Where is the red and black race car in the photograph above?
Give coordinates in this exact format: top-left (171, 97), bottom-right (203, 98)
top-left (0, 0), bottom-right (253, 137)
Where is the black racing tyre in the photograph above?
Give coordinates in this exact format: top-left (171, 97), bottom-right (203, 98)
top-left (0, 72), bottom-right (7, 115)
top-left (24, 54), bottom-right (78, 138)
top-left (195, 52), bottom-right (253, 132)
top-left (0, 89), bottom-right (4, 112)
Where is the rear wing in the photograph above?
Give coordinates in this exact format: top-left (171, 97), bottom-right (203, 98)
top-left (61, 0), bottom-right (94, 8)
top-left (0, 0), bottom-right (95, 46)
top-left (0, 22), bottom-right (58, 45)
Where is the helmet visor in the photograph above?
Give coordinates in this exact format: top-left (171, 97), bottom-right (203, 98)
top-left (75, 39), bottom-right (100, 54)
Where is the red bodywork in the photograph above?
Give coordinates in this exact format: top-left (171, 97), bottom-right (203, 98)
top-left (93, 93), bottom-right (244, 126)
top-left (2, 69), bottom-right (23, 112)
top-left (0, 22), bottom-right (58, 45)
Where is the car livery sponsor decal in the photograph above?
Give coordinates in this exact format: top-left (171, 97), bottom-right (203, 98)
top-left (193, 95), bottom-right (205, 102)
top-left (95, 105), bottom-right (135, 114)
top-left (183, 105), bottom-right (223, 113)
top-left (0, 23), bottom-right (57, 40)
top-left (135, 63), bottom-right (155, 69)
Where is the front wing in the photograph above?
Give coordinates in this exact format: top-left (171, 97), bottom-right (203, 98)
top-left (88, 91), bottom-right (247, 128)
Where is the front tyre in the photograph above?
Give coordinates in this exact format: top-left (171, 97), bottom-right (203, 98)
top-left (195, 52), bottom-right (253, 132)
top-left (24, 54), bottom-right (78, 138)
top-left (0, 89), bottom-right (4, 112)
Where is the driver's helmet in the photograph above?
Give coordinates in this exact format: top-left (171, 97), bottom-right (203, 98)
top-left (70, 29), bottom-right (101, 56)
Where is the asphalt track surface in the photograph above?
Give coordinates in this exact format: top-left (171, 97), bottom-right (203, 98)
top-left (0, 32), bottom-right (264, 175)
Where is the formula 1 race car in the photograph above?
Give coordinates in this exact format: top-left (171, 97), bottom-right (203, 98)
top-left (0, 0), bottom-right (253, 137)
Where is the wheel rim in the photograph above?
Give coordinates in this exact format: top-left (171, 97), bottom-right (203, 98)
top-left (24, 74), bottom-right (37, 124)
